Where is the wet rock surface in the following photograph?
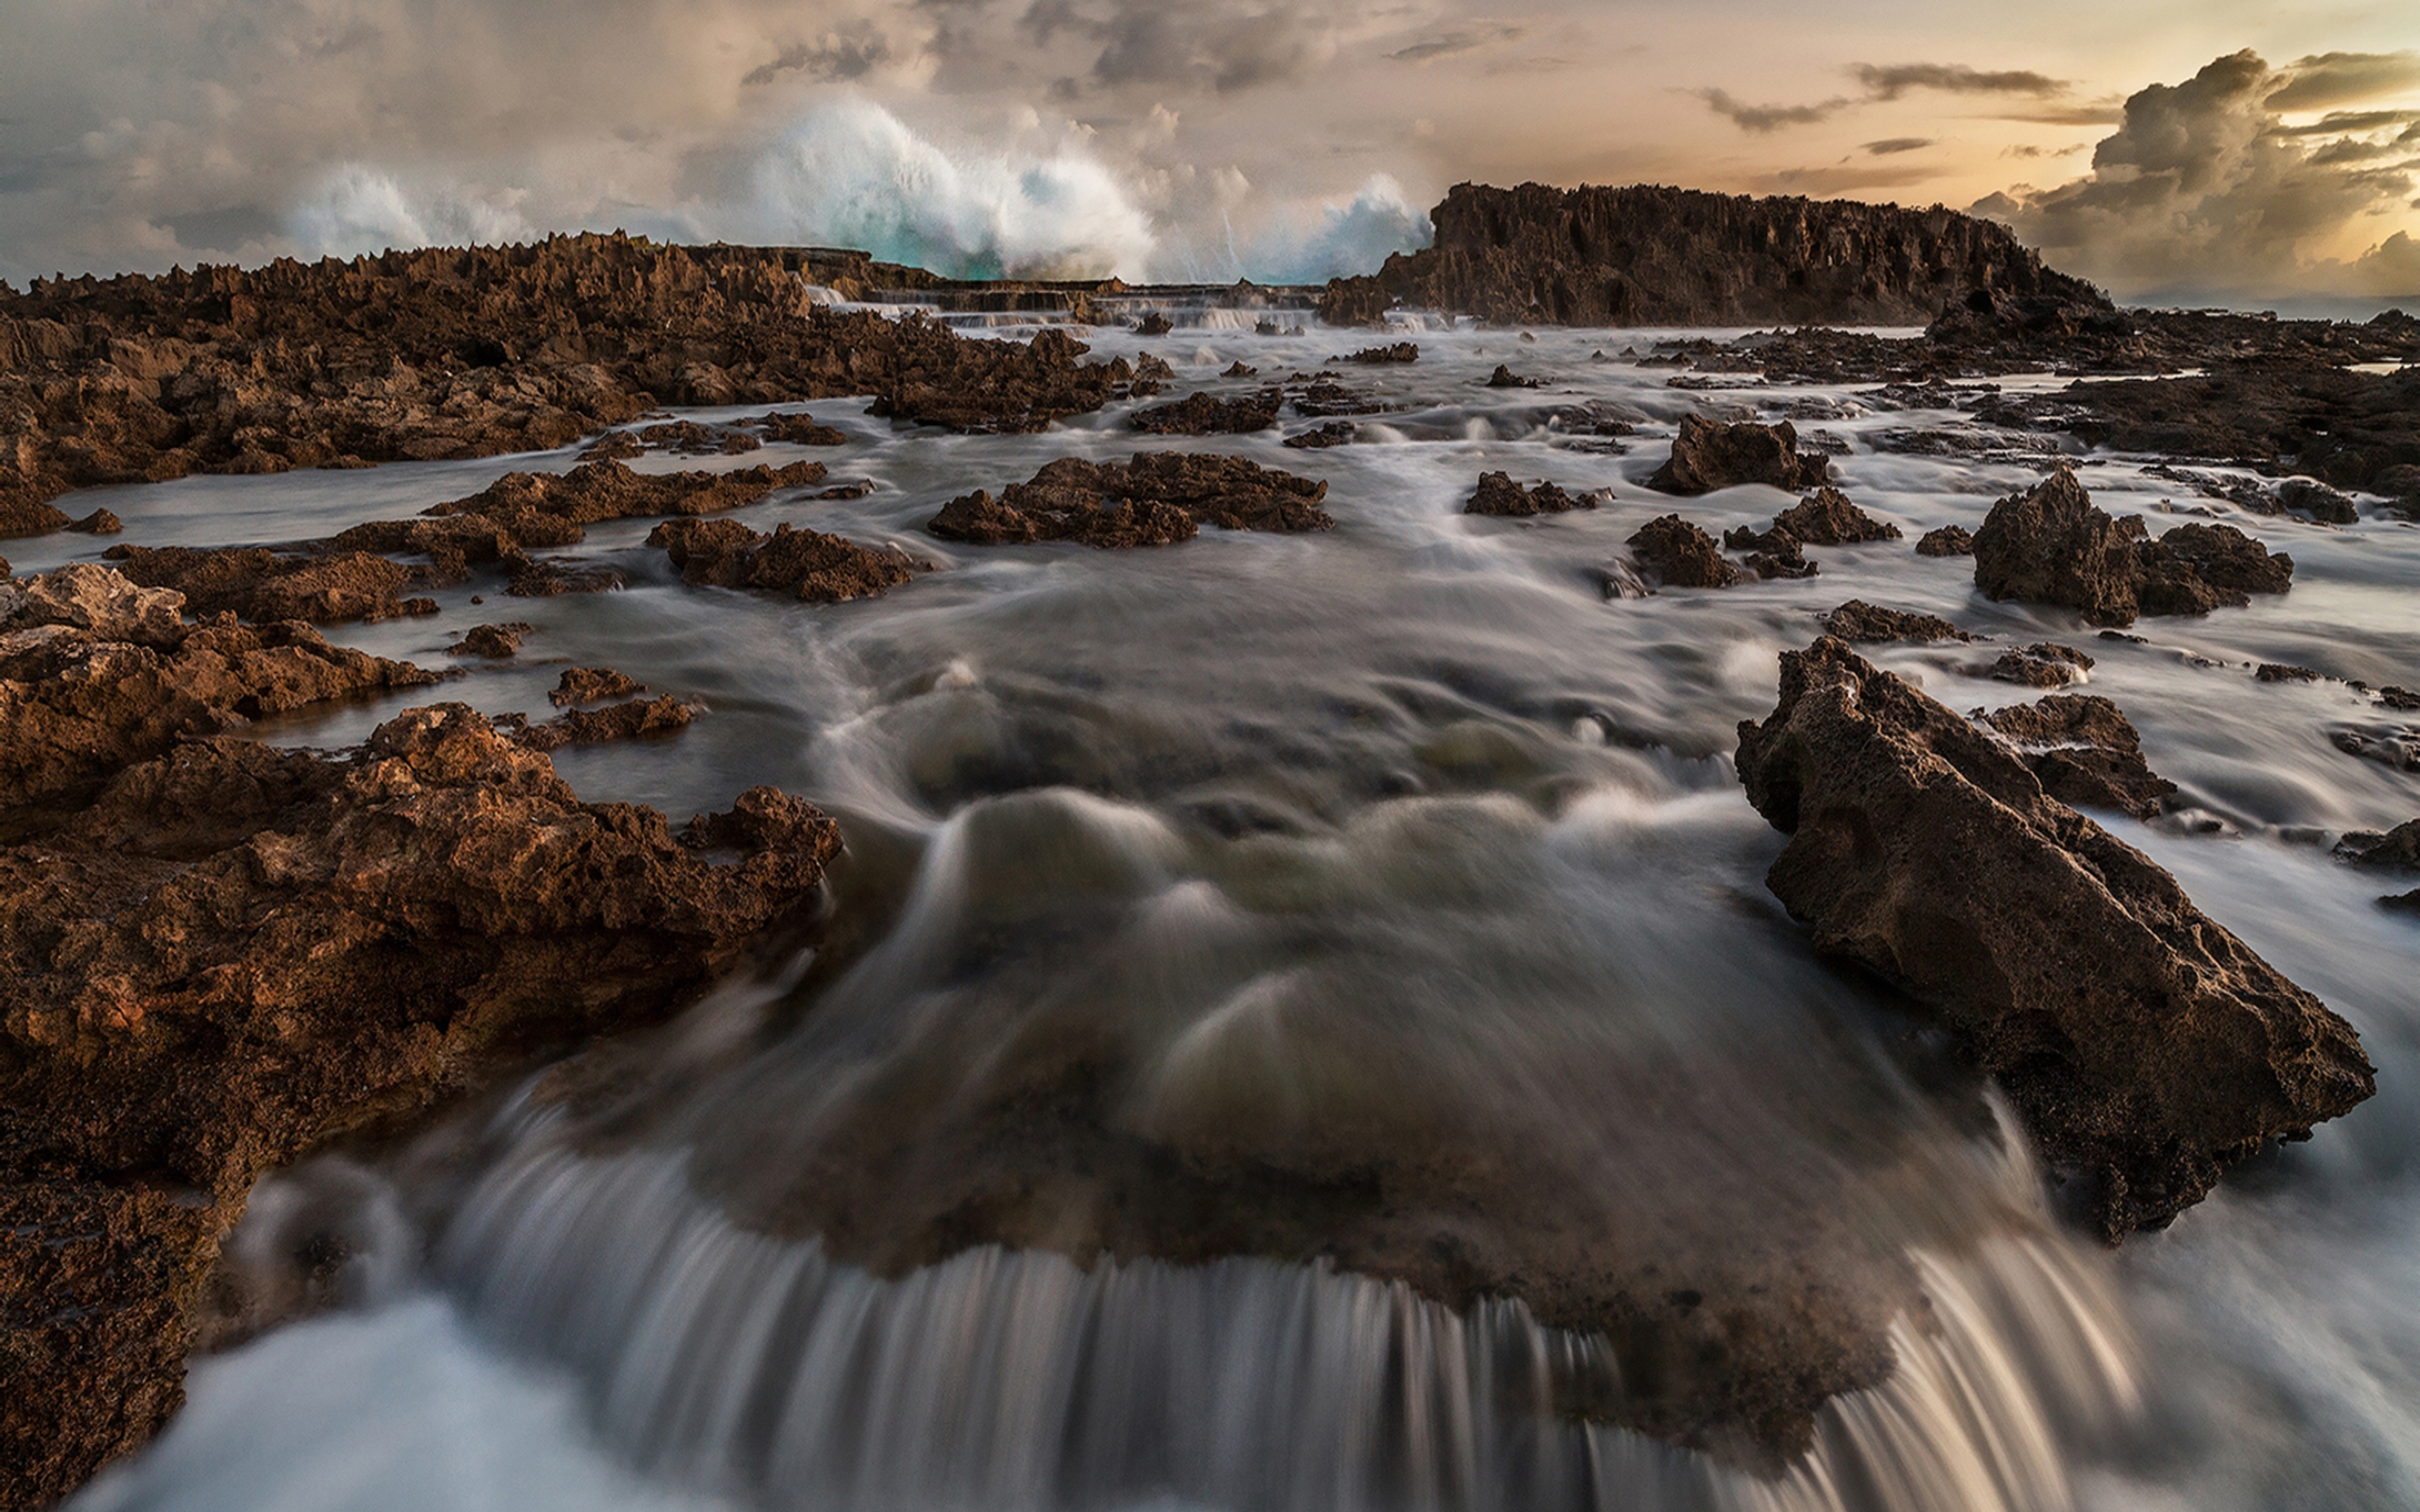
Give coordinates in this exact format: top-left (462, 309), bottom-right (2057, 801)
top-left (1824, 600), bottom-right (1973, 644)
top-left (648, 518), bottom-right (923, 603)
top-left (1982, 642), bottom-right (2095, 689)
top-left (1130, 390), bottom-right (1282, 435)
top-left (515, 694), bottom-right (697, 750)
top-left (1464, 471), bottom-right (1597, 517)
top-left (1282, 421), bottom-right (1357, 449)
top-left (1625, 515), bottom-right (1742, 589)
top-left (448, 622), bottom-right (532, 659)
top-left (1973, 471), bottom-right (2292, 627)
top-left (0, 564), bottom-right (439, 813)
top-left (1, 238), bottom-right (1134, 531)
top-left (927, 455), bottom-right (1334, 548)
top-left (1318, 182), bottom-right (2101, 328)
top-left (550, 667), bottom-right (645, 706)
top-left (1979, 694), bottom-right (2178, 819)
top-left (1648, 416), bottom-right (1831, 495)
top-left (1766, 487), bottom-right (1901, 545)
top-left (1736, 638), bottom-right (2373, 1238)
top-left (0, 701), bottom-right (839, 1506)
top-left (1915, 524), bottom-right (1975, 558)
top-left (102, 546), bottom-right (434, 625)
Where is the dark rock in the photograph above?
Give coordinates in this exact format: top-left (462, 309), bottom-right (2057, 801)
top-left (1824, 600), bottom-right (1974, 644)
top-left (745, 413), bottom-right (849, 446)
top-left (647, 519), bottom-right (922, 602)
top-left (448, 622), bottom-right (534, 659)
top-left (1977, 694), bottom-right (2177, 819)
top-left (1132, 312), bottom-right (1174, 336)
top-left (516, 695), bottom-right (695, 750)
top-left (1982, 643), bottom-right (2095, 688)
top-left (550, 667), bottom-right (644, 707)
top-left (1915, 524), bottom-right (1975, 558)
top-left (103, 546), bottom-right (425, 626)
top-left (638, 421), bottom-right (760, 456)
top-left (1222, 362), bottom-right (1258, 378)
top-left (1318, 181), bottom-right (2104, 327)
top-left (1647, 416), bottom-right (1830, 495)
top-left (1769, 487), bottom-right (1900, 544)
top-left (2337, 819), bottom-right (2420, 870)
top-left (67, 509), bottom-right (123, 535)
top-left (1281, 421), bottom-right (1357, 450)
top-left (1972, 471), bottom-right (2291, 628)
top-left (1338, 342), bottom-right (1418, 364)
top-left (1485, 365), bottom-right (1541, 388)
top-left (1464, 472), bottom-right (1596, 517)
top-left (2255, 663), bottom-right (2324, 684)
top-left (1130, 390), bottom-right (1282, 435)
top-left (1735, 637), bottom-right (2374, 1238)
top-left (1625, 515), bottom-right (1741, 589)
top-left (2275, 478), bottom-right (2358, 524)
top-left (0, 702), bottom-right (838, 1505)
top-left (507, 560), bottom-right (625, 597)
top-left (927, 455), bottom-right (1333, 549)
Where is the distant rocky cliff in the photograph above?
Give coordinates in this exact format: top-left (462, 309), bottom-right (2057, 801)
top-left (1320, 181), bottom-right (2108, 327)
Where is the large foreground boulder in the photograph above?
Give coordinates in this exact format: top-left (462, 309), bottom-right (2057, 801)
top-left (0, 703), bottom-right (840, 1507)
top-left (1736, 637), bottom-right (2373, 1237)
top-left (1972, 470), bottom-right (2292, 627)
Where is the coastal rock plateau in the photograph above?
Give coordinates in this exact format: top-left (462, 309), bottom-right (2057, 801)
top-left (1736, 637), bottom-right (2374, 1237)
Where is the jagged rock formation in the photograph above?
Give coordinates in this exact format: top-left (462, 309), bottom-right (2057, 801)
top-left (928, 455), bottom-right (1334, 548)
top-left (1981, 642), bottom-right (2095, 688)
top-left (1649, 417), bottom-right (1831, 495)
top-left (1736, 638), bottom-right (2373, 1237)
top-left (1624, 515), bottom-right (1741, 589)
top-left (648, 519), bottom-right (924, 603)
top-left (1824, 601), bottom-right (1973, 643)
top-left (1463, 472), bottom-right (1595, 517)
top-left (1319, 182), bottom-right (2107, 327)
top-left (1916, 524), bottom-right (1975, 557)
top-left (1973, 471), bottom-right (2293, 627)
top-left (0, 236), bottom-right (1132, 532)
top-left (1130, 390), bottom-right (1282, 435)
top-left (1979, 694), bottom-right (2178, 818)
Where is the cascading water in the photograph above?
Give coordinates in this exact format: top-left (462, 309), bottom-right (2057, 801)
top-left (35, 317), bottom-right (2417, 1511)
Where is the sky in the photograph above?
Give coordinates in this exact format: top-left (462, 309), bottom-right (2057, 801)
top-left (2, 1), bottom-right (2417, 307)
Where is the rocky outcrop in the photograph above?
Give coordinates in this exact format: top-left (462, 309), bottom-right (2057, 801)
top-left (0, 240), bottom-right (1143, 532)
top-left (1282, 421), bottom-right (1357, 450)
top-left (1972, 471), bottom-right (2292, 627)
top-left (1464, 472), bottom-right (1596, 517)
top-left (1648, 417), bottom-right (1831, 495)
top-left (1130, 390), bottom-right (1282, 435)
top-left (1624, 515), bottom-right (1741, 589)
top-left (449, 622), bottom-right (533, 659)
top-left (551, 667), bottom-right (644, 706)
top-left (747, 413), bottom-right (849, 447)
top-left (1736, 638), bottom-right (2373, 1236)
top-left (1982, 642), bottom-right (2094, 688)
top-left (1915, 524), bottom-right (1975, 557)
top-left (1338, 342), bottom-right (1419, 364)
top-left (1766, 487), bottom-right (1900, 545)
top-left (0, 702), bottom-right (839, 1507)
top-left (647, 519), bottom-right (923, 603)
top-left (0, 564), bottom-right (439, 812)
top-left (515, 695), bottom-right (696, 750)
top-left (1824, 600), bottom-right (1972, 643)
top-left (101, 546), bottom-right (435, 625)
top-left (1319, 181), bottom-right (2107, 327)
top-left (927, 455), bottom-right (1334, 548)
top-left (2337, 819), bottom-right (2420, 871)
top-left (1979, 693), bottom-right (2177, 818)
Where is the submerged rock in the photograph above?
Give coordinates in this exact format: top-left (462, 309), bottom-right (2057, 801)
top-left (1281, 421), bottom-right (1357, 450)
top-left (1647, 416), bottom-right (1831, 495)
top-left (0, 702), bottom-right (839, 1506)
top-left (1736, 638), bottom-right (2373, 1237)
top-left (1624, 515), bottom-right (1741, 589)
top-left (1485, 365), bottom-right (1542, 388)
top-left (1981, 642), bottom-right (2095, 688)
top-left (2337, 819), bottom-right (2420, 870)
top-left (927, 455), bottom-right (1334, 549)
top-left (1824, 600), bottom-right (1974, 644)
top-left (648, 519), bottom-right (922, 603)
top-left (1979, 693), bottom-right (2178, 818)
top-left (745, 413), bottom-right (849, 447)
top-left (1972, 470), bottom-right (2292, 627)
top-left (1464, 472), bottom-right (1596, 517)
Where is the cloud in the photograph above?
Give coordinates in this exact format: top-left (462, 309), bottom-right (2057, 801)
top-left (1700, 89), bottom-right (1850, 133)
top-left (1850, 63), bottom-right (2068, 100)
top-left (1765, 163), bottom-right (1942, 194)
top-left (2265, 51), bottom-right (2420, 112)
top-left (1086, 4), bottom-right (1348, 93)
top-left (2354, 230), bottom-right (2420, 292)
top-left (744, 29), bottom-right (894, 87)
top-left (1389, 25), bottom-right (1523, 63)
top-left (1862, 137), bottom-right (1934, 156)
top-left (1979, 50), bottom-right (2420, 299)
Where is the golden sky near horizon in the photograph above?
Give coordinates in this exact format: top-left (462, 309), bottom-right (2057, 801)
top-left (3, 0), bottom-right (2415, 301)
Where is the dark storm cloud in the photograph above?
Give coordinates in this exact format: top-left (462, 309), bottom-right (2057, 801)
top-left (2265, 52), bottom-right (2420, 112)
top-left (1862, 137), bottom-right (1933, 156)
top-left (1850, 63), bottom-right (2068, 100)
top-left (744, 30), bottom-right (894, 86)
top-left (1086, 3), bottom-right (1346, 93)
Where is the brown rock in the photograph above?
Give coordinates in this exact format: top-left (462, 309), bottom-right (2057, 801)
top-left (1221, 362), bottom-right (1258, 378)
top-left (928, 455), bottom-right (1333, 548)
top-left (0, 703), bottom-right (838, 1504)
top-left (1339, 342), bottom-right (1418, 364)
top-left (1973, 471), bottom-right (2292, 628)
top-left (1130, 390), bottom-right (1282, 435)
top-left (103, 545), bottom-right (425, 625)
top-left (648, 518), bottom-right (921, 602)
top-left (448, 622), bottom-right (534, 659)
top-left (1464, 472), bottom-right (1597, 517)
top-left (745, 413), bottom-right (848, 446)
top-left (1281, 421), bottom-right (1357, 450)
top-left (66, 508), bottom-right (123, 535)
top-left (1979, 693), bottom-right (2178, 818)
top-left (578, 431), bottom-right (645, 460)
top-left (2256, 663), bottom-right (2324, 683)
top-left (1982, 642), bottom-right (2095, 688)
top-left (1915, 524), bottom-right (1975, 557)
top-left (637, 421), bottom-right (759, 456)
top-left (1823, 600), bottom-right (1974, 643)
top-left (1485, 365), bottom-right (1542, 388)
top-left (1769, 486), bottom-right (1900, 544)
top-left (550, 667), bottom-right (644, 707)
top-left (1647, 416), bottom-right (1831, 495)
top-left (2336, 819), bottom-right (2420, 870)
top-left (515, 695), bottom-right (695, 750)
top-left (1736, 638), bottom-right (2374, 1236)
top-left (1625, 515), bottom-right (1742, 589)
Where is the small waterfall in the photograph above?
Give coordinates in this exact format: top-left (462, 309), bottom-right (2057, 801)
top-left (433, 1100), bottom-right (2139, 1512)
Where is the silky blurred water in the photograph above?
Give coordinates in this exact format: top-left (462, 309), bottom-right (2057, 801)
top-left (37, 314), bottom-right (2420, 1512)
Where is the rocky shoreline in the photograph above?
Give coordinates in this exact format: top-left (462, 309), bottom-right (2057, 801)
top-left (2, 202), bottom-right (2411, 1503)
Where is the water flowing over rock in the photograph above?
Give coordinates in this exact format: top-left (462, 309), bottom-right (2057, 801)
top-left (648, 519), bottom-right (923, 603)
top-left (1735, 637), bottom-right (2374, 1238)
top-left (1981, 642), bottom-right (2095, 689)
top-left (1, 237), bottom-right (1135, 531)
top-left (1824, 600), bottom-right (1973, 644)
top-left (1464, 472), bottom-right (1596, 517)
top-left (0, 702), bottom-right (840, 1508)
top-left (1973, 470), bottom-right (2292, 627)
top-left (1318, 182), bottom-right (2105, 327)
top-left (1647, 417), bottom-right (1831, 495)
top-left (928, 455), bottom-right (1334, 548)
top-left (1623, 515), bottom-right (1740, 589)
top-left (1129, 390), bottom-right (1283, 435)
top-left (1979, 693), bottom-right (2178, 819)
